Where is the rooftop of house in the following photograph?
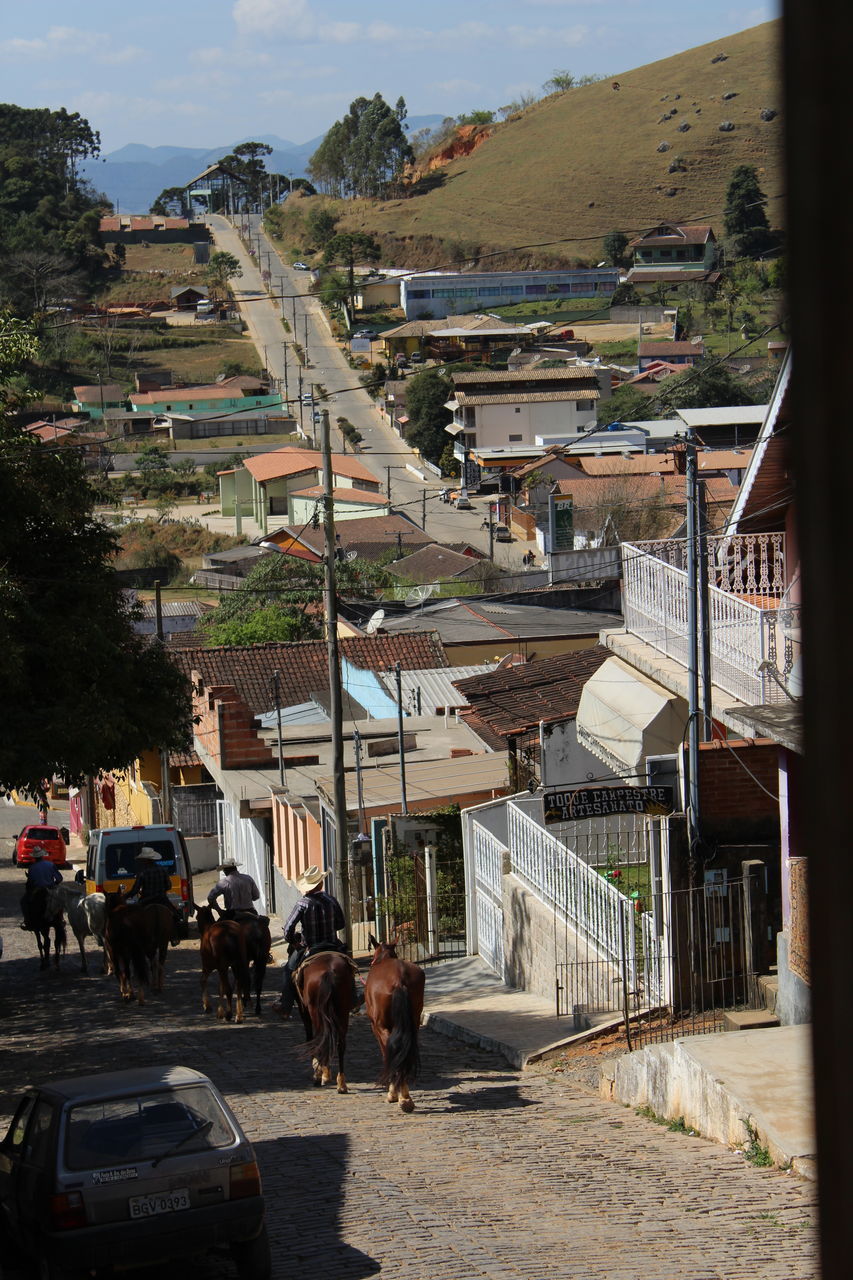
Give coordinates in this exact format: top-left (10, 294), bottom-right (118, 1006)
top-left (289, 485), bottom-right (389, 506)
top-left (573, 447), bottom-right (753, 477)
top-left (241, 447), bottom-right (376, 486)
top-left (551, 473), bottom-right (742, 536)
top-left (452, 367), bottom-right (600, 385)
top-left (628, 223), bottom-right (715, 247)
top-left (169, 633), bottom-right (450, 716)
top-left (132, 381), bottom-right (272, 405)
top-left (638, 341), bottom-right (705, 357)
top-left (72, 384), bottom-right (127, 403)
top-left (452, 388), bottom-right (600, 407)
top-left (100, 216), bottom-right (192, 232)
top-left (627, 269), bottom-right (722, 284)
top-left (385, 545), bottom-right (485, 584)
top-left (261, 512), bottom-right (432, 561)
top-left (137, 599), bottom-right (213, 619)
top-left (373, 599), bottom-right (621, 645)
top-left (453, 645), bottom-right (613, 737)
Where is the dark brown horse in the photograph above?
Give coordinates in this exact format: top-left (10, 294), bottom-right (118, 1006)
top-left (104, 895), bottom-right (172, 1004)
top-left (25, 887), bottom-right (67, 971)
top-left (234, 913), bottom-right (271, 1016)
top-left (364, 934), bottom-right (426, 1113)
top-left (194, 904), bottom-right (251, 1023)
top-left (296, 950), bottom-right (356, 1092)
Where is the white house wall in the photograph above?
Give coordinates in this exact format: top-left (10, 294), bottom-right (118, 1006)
top-left (473, 401), bottom-right (597, 449)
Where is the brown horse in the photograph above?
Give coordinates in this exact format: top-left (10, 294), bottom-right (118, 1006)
top-left (194, 904), bottom-right (251, 1023)
top-left (364, 934), bottom-right (426, 1113)
top-left (296, 950), bottom-right (355, 1092)
top-left (235, 913), bottom-right (271, 1016)
top-left (104, 895), bottom-right (172, 1004)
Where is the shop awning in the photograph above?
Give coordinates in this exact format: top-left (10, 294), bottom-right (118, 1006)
top-left (576, 656), bottom-right (688, 774)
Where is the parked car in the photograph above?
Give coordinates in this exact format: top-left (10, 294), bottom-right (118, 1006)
top-left (14, 824), bottom-right (67, 867)
top-left (300, 392), bottom-right (314, 404)
top-left (292, 261), bottom-right (309, 271)
top-left (0, 1065), bottom-right (270, 1280)
top-left (409, 351), bottom-right (424, 364)
top-left (454, 494), bottom-right (473, 511)
top-left (352, 329), bottom-right (377, 340)
top-left (493, 523), bottom-right (513, 542)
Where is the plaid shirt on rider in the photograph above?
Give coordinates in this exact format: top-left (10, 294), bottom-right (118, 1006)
top-left (129, 863), bottom-right (171, 902)
top-left (284, 890), bottom-right (344, 948)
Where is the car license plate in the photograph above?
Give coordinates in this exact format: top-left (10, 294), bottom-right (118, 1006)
top-left (128, 1188), bottom-right (190, 1218)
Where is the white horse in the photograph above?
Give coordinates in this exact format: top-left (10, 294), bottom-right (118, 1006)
top-left (47, 884), bottom-right (108, 974)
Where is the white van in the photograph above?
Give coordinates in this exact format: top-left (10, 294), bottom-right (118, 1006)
top-left (85, 825), bottom-right (195, 937)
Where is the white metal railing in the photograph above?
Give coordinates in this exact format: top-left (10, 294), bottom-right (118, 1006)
top-left (622, 538), bottom-right (799, 706)
top-left (471, 819), bottom-right (505, 976)
top-left (508, 804), bottom-right (640, 983)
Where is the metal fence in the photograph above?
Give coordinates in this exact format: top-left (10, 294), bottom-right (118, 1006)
top-left (557, 873), bottom-right (760, 1048)
top-left (171, 786), bottom-right (219, 837)
top-left (356, 829), bottom-right (467, 964)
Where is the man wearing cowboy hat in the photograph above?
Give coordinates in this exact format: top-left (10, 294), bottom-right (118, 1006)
top-left (127, 847), bottom-right (182, 937)
top-left (207, 858), bottom-right (261, 918)
top-left (272, 865), bottom-right (347, 1017)
top-left (20, 846), bottom-right (62, 930)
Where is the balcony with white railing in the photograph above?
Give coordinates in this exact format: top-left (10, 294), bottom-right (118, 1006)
top-left (621, 533), bottom-right (800, 707)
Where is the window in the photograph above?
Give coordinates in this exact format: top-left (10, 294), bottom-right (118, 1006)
top-left (501, 286), bottom-right (524, 295)
top-left (577, 400), bottom-right (594, 411)
top-left (478, 287), bottom-right (501, 296)
top-left (408, 289), bottom-right (430, 299)
top-left (659, 249), bottom-right (672, 258)
top-left (525, 285), bottom-right (547, 295)
top-left (514, 407), bottom-right (521, 413)
top-left (508, 434), bottom-right (522, 442)
top-left (188, 404), bottom-right (194, 410)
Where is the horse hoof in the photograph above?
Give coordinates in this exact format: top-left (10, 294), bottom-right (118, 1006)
top-left (400, 1099), bottom-right (415, 1114)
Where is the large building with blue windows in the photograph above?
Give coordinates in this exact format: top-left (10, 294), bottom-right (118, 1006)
top-left (400, 267), bottom-right (620, 320)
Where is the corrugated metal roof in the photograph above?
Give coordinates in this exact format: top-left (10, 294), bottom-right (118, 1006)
top-left (377, 664), bottom-right (497, 713)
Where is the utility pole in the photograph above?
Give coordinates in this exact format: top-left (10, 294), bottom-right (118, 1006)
top-left (154, 582), bottom-right (172, 824)
top-left (684, 436), bottom-right (702, 871)
top-left (422, 489), bottom-right (427, 530)
top-left (697, 469), bottom-right (713, 739)
top-left (282, 342), bottom-right (288, 402)
top-left (321, 408), bottom-right (351, 946)
top-left (386, 466), bottom-right (392, 501)
top-left (271, 670), bottom-right (285, 788)
top-left (304, 315), bottom-right (309, 362)
top-left (394, 661), bottom-right (409, 815)
top-left (488, 505), bottom-right (495, 560)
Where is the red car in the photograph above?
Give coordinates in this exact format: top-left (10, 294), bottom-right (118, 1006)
top-left (14, 824), bottom-right (68, 867)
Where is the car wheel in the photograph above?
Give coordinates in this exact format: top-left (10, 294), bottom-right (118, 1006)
top-left (11, 849), bottom-right (17, 865)
top-left (230, 1223), bottom-right (271, 1280)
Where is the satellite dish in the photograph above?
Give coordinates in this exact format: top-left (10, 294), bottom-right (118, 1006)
top-left (364, 609), bottom-right (385, 635)
top-left (346, 549), bottom-right (358, 561)
top-left (405, 583), bottom-right (438, 609)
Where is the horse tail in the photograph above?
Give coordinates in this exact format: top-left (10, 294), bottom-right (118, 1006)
top-left (383, 984), bottom-right (420, 1089)
top-left (304, 971), bottom-right (339, 1064)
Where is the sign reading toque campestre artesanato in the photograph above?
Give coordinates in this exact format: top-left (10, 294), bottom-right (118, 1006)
top-left (542, 785), bottom-right (675, 823)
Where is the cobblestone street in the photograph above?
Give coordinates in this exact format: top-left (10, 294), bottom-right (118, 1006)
top-left (0, 859), bottom-right (818, 1280)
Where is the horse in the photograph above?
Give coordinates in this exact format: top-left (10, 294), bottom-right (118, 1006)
top-left (194, 904), bottom-right (251, 1023)
top-left (104, 895), bottom-right (173, 1004)
top-left (24, 886), bottom-right (67, 971)
top-left (232, 912), bottom-right (271, 1017)
top-left (364, 934), bottom-right (426, 1113)
top-left (46, 883), bottom-right (108, 975)
top-left (295, 949), bottom-right (356, 1093)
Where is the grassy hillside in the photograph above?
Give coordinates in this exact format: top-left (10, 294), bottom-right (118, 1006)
top-left (328, 21), bottom-right (783, 268)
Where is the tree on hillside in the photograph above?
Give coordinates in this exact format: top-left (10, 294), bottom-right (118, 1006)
top-left (323, 233), bottom-right (381, 311)
top-left (305, 206), bottom-right (339, 251)
top-left (150, 186), bottom-right (187, 216)
top-left (205, 250), bottom-right (242, 298)
top-left (544, 70), bottom-right (576, 93)
top-left (216, 141), bottom-right (273, 210)
top-left (405, 368), bottom-right (453, 465)
top-left (603, 230), bottom-right (630, 269)
top-left (723, 165), bottom-right (774, 260)
top-left (308, 94), bottom-right (414, 198)
top-left (0, 317), bottom-right (192, 798)
top-left (656, 361), bottom-right (758, 412)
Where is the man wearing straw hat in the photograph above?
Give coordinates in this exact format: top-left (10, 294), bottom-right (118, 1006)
top-left (272, 865), bottom-right (347, 1018)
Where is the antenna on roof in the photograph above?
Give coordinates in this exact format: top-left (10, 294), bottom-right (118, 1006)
top-left (364, 609), bottom-right (385, 635)
top-left (405, 583), bottom-right (438, 610)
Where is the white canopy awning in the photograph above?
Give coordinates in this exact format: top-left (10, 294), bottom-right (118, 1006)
top-left (576, 656), bottom-right (687, 775)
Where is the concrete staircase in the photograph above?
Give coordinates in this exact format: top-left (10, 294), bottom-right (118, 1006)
top-left (722, 970), bottom-right (780, 1031)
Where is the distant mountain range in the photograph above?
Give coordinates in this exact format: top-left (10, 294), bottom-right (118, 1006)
top-left (82, 119), bottom-right (445, 214)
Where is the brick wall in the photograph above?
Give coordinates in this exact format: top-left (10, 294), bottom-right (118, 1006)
top-left (698, 738), bottom-right (779, 820)
top-left (193, 676), bottom-right (277, 771)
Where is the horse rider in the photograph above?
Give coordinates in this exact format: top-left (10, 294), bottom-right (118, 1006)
top-left (272, 865), bottom-right (362, 1018)
top-left (126, 847), bottom-right (182, 939)
top-left (207, 858), bottom-right (261, 920)
top-left (20, 846), bottom-right (63, 930)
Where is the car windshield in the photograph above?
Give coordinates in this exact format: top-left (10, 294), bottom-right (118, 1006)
top-left (63, 1086), bottom-right (236, 1171)
top-left (104, 842), bottom-right (177, 879)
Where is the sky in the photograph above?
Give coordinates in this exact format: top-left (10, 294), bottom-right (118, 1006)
top-left (1, 0), bottom-right (779, 155)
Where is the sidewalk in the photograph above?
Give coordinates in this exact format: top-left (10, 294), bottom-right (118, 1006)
top-left (419, 954), bottom-right (816, 1175)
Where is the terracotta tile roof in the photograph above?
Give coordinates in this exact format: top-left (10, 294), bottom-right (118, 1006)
top-left (638, 342), bottom-right (705, 358)
top-left (453, 645), bottom-right (612, 737)
top-left (290, 485), bottom-right (388, 506)
top-left (454, 389), bottom-right (599, 406)
top-left (169, 749), bottom-right (201, 768)
top-left (453, 368), bottom-right (598, 385)
top-left (263, 514), bottom-right (432, 561)
top-left (169, 635), bottom-right (449, 715)
top-left (243, 447), bottom-right (375, 486)
top-left (552, 474), bottom-right (741, 534)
